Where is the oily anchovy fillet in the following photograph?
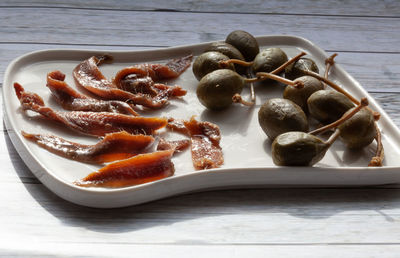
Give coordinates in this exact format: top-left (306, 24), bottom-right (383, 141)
top-left (166, 117), bottom-right (190, 134)
top-left (73, 55), bottom-right (190, 109)
top-left (22, 131), bottom-right (154, 164)
top-left (47, 70), bottom-right (139, 115)
top-left (113, 55), bottom-right (191, 96)
top-left (167, 117), bottom-right (223, 170)
top-left (156, 138), bottom-right (191, 153)
top-left (115, 72), bottom-right (187, 100)
top-left (114, 54), bottom-right (193, 82)
top-left (75, 149), bottom-right (175, 188)
top-left (14, 83), bottom-right (167, 137)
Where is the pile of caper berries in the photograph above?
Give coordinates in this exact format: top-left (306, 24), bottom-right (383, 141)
top-left (192, 30), bottom-right (383, 167)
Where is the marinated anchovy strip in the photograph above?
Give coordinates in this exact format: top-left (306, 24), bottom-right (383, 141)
top-left (22, 131), bottom-right (154, 164)
top-left (73, 55), bottom-right (165, 108)
top-left (157, 54), bottom-right (193, 79)
top-left (47, 70), bottom-right (139, 115)
top-left (73, 55), bottom-right (190, 109)
top-left (167, 117), bottom-right (223, 170)
top-left (75, 149), bottom-right (175, 188)
top-left (184, 117), bottom-right (223, 170)
top-left (14, 83), bottom-right (167, 137)
top-left (156, 138), bottom-right (191, 153)
top-left (112, 56), bottom-right (191, 101)
top-left (113, 54), bottom-right (193, 83)
top-left (116, 72), bottom-right (187, 99)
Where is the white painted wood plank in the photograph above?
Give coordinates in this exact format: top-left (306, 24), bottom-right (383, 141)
top-left (371, 93), bottom-right (400, 126)
top-left (1, 182), bottom-right (400, 245)
top-left (1, 242), bottom-right (400, 258)
top-left (1, 0), bottom-right (399, 17)
top-left (1, 8), bottom-right (400, 53)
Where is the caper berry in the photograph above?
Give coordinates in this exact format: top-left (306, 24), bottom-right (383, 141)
top-left (192, 51), bottom-right (234, 81)
top-left (338, 108), bottom-right (376, 149)
top-left (225, 30), bottom-right (259, 61)
top-left (205, 42), bottom-right (247, 74)
top-left (258, 98), bottom-right (309, 140)
top-left (272, 131), bottom-right (330, 166)
top-left (283, 75), bottom-right (324, 112)
top-left (196, 69), bottom-right (244, 110)
top-left (285, 57), bottom-right (319, 80)
top-left (307, 90), bottom-right (355, 124)
top-left (205, 42), bottom-right (245, 61)
top-left (252, 48), bottom-right (288, 75)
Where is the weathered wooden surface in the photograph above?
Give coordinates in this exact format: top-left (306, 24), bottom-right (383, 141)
top-left (1, 8), bottom-right (399, 53)
top-left (1, 0), bottom-right (400, 16)
top-left (1, 1), bottom-right (400, 257)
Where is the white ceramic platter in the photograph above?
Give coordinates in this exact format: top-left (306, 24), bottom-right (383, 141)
top-left (3, 35), bottom-right (400, 208)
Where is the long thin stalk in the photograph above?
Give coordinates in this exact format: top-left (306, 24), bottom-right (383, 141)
top-left (219, 59), bottom-right (253, 68)
top-left (232, 70), bottom-right (256, 106)
top-left (302, 69), bottom-right (359, 104)
top-left (369, 121), bottom-right (384, 167)
top-left (255, 72), bottom-right (304, 89)
top-left (324, 53), bottom-right (338, 80)
top-left (310, 97), bottom-right (368, 135)
top-left (325, 129), bottom-right (341, 147)
top-left (271, 51), bottom-right (307, 75)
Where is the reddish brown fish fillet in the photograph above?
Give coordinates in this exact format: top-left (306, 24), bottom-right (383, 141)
top-left (73, 55), bottom-right (189, 109)
top-left (153, 83), bottom-right (187, 97)
top-left (14, 83), bottom-right (167, 137)
top-left (72, 55), bottom-right (129, 98)
top-left (116, 69), bottom-right (158, 95)
top-left (22, 131), bottom-right (154, 164)
top-left (167, 117), bottom-right (223, 170)
top-left (47, 70), bottom-right (139, 115)
top-left (113, 54), bottom-right (193, 83)
top-left (115, 71), bottom-right (187, 101)
top-left (75, 149), bottom-right (175, 188)
top-left (156, 138), bottom-right (191, 153)
top-left (166, 117), bottom-right (190, 135)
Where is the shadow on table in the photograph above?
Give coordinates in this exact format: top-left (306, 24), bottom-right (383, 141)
top-left (4, 124), bottom-right (400, 234)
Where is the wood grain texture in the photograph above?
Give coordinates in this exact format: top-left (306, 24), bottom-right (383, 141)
top-left (1, 1), bottom-right (400, 256)
top-left (1, 182), bottom-right (400, 246)
top-left (1, 0), bottom-right (400, 17)
top-left (1, 8), bottom-right (400, 53)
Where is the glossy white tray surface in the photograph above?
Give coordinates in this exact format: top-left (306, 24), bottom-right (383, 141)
top-left (3, 35), bottom-right (400, 208)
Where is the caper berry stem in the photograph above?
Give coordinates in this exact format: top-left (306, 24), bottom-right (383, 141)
top-left (249, 81), bottom-right (256, 103)
top-left (271, 51), bottom-right (307, 75)
top-left (241, 51), bottom-right (307, 85)
top-left (232, 93), bottom-right (254, 106)
top-left (246, 69), bottom-right (256, 106)
top-left (255, 72), bottom-right (304, 89)
top-left (219, 59), bottom-right (253, 68)
top-left (325, 128), bottom-right (341, 147)
top-left (368, 122), bottom-right (384, 167)
top-left (310, 97), bottom-right (369, 135)
top-left (222, 51), bottom-right (306, 75)
top-left (233, 71), bottom-right (256, 106)
top-left (302, 69), bottom-right (359, 104)
top-left (324, 53), bottom-right (338, 80)
top-left (244, 77), bottom-right (262, 83)
top-left (324, 53), bottom-right (338, 90)
top-left (303, 69), bottom-right (380, 119)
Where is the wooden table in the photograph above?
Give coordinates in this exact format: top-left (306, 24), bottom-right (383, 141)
top-left (1, 1), bottom-right (400, 257)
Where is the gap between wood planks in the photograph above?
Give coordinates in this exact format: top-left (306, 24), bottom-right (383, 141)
top-left (0, 5), bottom-right (400, 19)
